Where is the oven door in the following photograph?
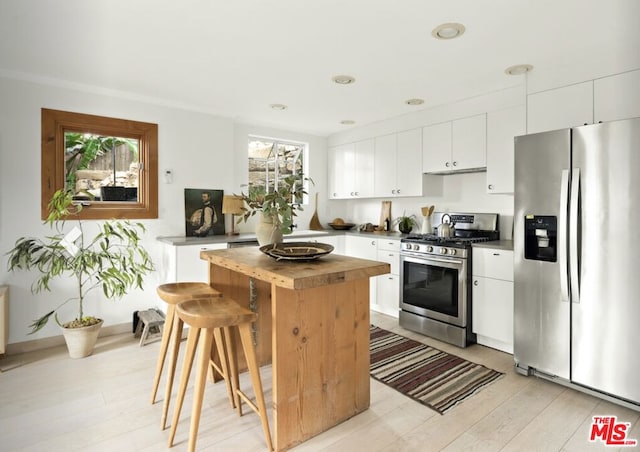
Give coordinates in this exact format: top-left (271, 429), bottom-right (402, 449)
top-left (400, 252), bottom-right (468, 327)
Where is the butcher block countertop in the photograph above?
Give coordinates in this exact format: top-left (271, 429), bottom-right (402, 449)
top-left (200, 247), bottom-right (390, 290)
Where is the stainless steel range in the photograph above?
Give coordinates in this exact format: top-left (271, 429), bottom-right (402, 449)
top-left (399, 212), bottom-right (499, 348)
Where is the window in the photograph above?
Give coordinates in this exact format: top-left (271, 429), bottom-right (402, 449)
top-left (41, 109), bottom-right (158, 220)
top-left (247, 137), bottom-right (307, 204)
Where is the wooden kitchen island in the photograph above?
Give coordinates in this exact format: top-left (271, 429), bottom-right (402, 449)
top-left (200, 247), bottom-right (389, 451)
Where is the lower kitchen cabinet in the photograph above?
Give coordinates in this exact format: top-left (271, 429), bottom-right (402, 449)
top-left (374, 238), bottom-right (401, 318)
top-left (345, 235), bottom-right (379, 308)
top-left (344, 235), bottom-right (401, 317)
top-left (160, 242), bottom-right (228, 283)
top-left (472, 247), bottom-right (514, 353)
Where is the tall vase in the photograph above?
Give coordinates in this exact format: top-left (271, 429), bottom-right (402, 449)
top-left (255, 213), bottom-right (283, 246)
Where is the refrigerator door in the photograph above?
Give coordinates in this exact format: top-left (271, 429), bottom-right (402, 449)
top-left (514, 129), bottom-right (570, 379)
top-left (571, 118), bottom-right (640, 404)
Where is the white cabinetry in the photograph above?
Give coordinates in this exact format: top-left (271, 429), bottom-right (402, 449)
top-left (345, 235), bottom-right (378, 307)
top-left (528, 70), bottom-right (640, 134)
top-left (472, 247), bottom-right (514, 353)
top-left (374, 129), bottom-right (423, 197)
top-left (328, 139), bottom-right (374, 199)
top-left (374, 238), bottom-right (401, 318)
top-left (161, 242), bottom-right (228, 284)
top-left (486, 105), bottom-right (526, 194)
top-left (422, 114), bottom-right (486, 173)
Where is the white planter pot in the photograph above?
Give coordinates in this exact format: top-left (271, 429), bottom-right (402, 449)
top-left (255, 213), bottom-right (283, 246)
top-left (61, 319), bottom-right (104, 359)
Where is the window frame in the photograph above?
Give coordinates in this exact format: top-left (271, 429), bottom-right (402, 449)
top-left (41, 108), bottom-right (158, 220)
top-left (247, 136), bottom-right (309, 204)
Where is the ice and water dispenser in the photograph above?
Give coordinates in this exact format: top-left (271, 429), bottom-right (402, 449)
top-left (524, 215), bottom-right (557, 262)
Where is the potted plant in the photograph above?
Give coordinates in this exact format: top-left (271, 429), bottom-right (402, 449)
top-left (6, 189), bottom-right (154, 358)
top-left (394, 213), bottom-right (418, 234)
top-left (237, 173), bottom-right (312, 246)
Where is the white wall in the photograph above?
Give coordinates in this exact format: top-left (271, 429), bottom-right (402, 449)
top-left (0, 76), bottom-right (328, 345)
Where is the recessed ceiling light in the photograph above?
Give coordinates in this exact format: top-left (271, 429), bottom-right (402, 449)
top-left (340, 120), bottom-right (356, 125)
top-left (332, 75), bottom-right (356, 85)
top-left (431, 23), bottom-right (465, 40)
top-left (405, 98), bottom-right (425, 106)
top-left (505, 64), bottom-right (534, 75)
top-left (270, 103), bottom-right (288, 110)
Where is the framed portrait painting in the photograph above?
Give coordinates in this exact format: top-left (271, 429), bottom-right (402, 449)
top-left (184, 188), bottom-right (225, 237)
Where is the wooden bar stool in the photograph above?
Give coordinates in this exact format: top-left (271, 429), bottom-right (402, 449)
top-left (152, 282), bottom-right (228, 430)
top-left (168, 297), bottom-right (273, 452)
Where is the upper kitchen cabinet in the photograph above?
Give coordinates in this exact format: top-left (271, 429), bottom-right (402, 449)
top-left (486, 105), bottom-right (526, 194)
top-left (594, 69), bottom-right (640, 123)
top-left (328, 139), bottom-right (374, 199)
top-left (527, 70), bottom-right (640, 134)
top-left (527, 81), bottom-right (593, 133)
top-left (422, 114), bottom-right (487, 174)
top-left (374, 129), bottom-right (423, 197)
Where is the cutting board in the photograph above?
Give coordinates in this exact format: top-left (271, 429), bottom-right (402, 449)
top-left (378, 201), bottom-right (392, 231)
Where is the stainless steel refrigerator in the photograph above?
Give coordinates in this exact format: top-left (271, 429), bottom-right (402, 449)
top-left (514, 116), bottom-right (640, 407)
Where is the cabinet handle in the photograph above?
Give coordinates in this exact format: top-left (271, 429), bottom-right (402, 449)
top-left (333, 192), bottom-right (337, 197)
top-left (391, 189), bottom-right (396, 194)
top-left (488, 184), bottom-right (494, 190)
top-left (452, 161), bottom-right (458, 167)
top-left (493, 253), bottom-right (500, 256)
top-left (350, 192), bottom-right (354, 196)
top-left (355, 192), bottom-right (359, 196)
top-left (445, 162), bottom-right (450, 167)
top-left (396, 189), bottom-right (400, 194)
top-left (388, 253), bottom-right (393, 257)
top-left (473, 280), bottom-right (479, 286)
top-left (371, 241), bottom-right (376, 245)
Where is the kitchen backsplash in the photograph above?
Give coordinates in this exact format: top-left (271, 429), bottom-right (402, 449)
top-left (329, 172), bottom-right (514, 239)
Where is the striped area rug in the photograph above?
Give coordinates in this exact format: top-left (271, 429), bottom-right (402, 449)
top-left (370, 325), bottom-right (504, 414)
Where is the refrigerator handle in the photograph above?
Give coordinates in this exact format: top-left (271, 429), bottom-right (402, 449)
top-left (559, 169), bottom-right (570, 303)
top-left (569, 168), bottom-right (580, 303)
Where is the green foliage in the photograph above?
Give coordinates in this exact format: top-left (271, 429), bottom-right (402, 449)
top-left (237, 173), bottom-right (313, 235)
top-left (6, 189), bottom-right (154, 333)
top-left (393, 213), bottom-right (418, 233)
top-left (64, 133), bottom-right (138, 192)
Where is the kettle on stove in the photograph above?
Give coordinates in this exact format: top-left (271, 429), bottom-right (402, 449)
top-left (437, 213), bottom-right (455, 238)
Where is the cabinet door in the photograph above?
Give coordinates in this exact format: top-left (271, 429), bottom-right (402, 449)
top-left (594, 69), bottom-right (640, 123)
top-left (396, 128), bottom-right (423, 196)
top-left (354, 139), bottom-right (375, 197)
top-left (327, 146), bottom-right (341, 199)
top-left (472, 277), bottom-right (514, 353)
top-left (473, 248), bottom-right (514, 281)
top-left (176, 243), bottom-right (227, 282)
top-left (452, 114), bottom-right (486, 171)
top-left (374, 134), bottom-right (397, 197)
top-left (345, 236), bottom-right (378, 307)
top-left (527, 81), bottom-right (594, 134)
top-left (422, 122), bottom-right (451, 173)
top-left (376, 273), bottom-right (400, 318)
top-left (376, 249), bottom-right (399, 276)
top-left (486, 106), bottom-right (525, 194)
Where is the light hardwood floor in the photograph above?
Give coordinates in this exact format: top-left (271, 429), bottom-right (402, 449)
top-left (0, 312), bottom-right (638, 452)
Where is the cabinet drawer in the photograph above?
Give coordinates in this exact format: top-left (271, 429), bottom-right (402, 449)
top-left (377, 238), bottom-right (401, 252)
top-left (473, 248), bottom-right (513, 281)
top-left (377, 250), bottom-right (399, 275)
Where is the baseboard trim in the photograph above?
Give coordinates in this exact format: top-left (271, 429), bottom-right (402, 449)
top-left (4, 322), bottom-right (131, 356)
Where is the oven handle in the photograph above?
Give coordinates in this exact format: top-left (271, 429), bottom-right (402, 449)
top-left (401, 253), bottom-right (463, 266)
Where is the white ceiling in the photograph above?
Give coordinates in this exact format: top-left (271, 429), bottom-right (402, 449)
top-left (1, 0), bottom-right (639, 137)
